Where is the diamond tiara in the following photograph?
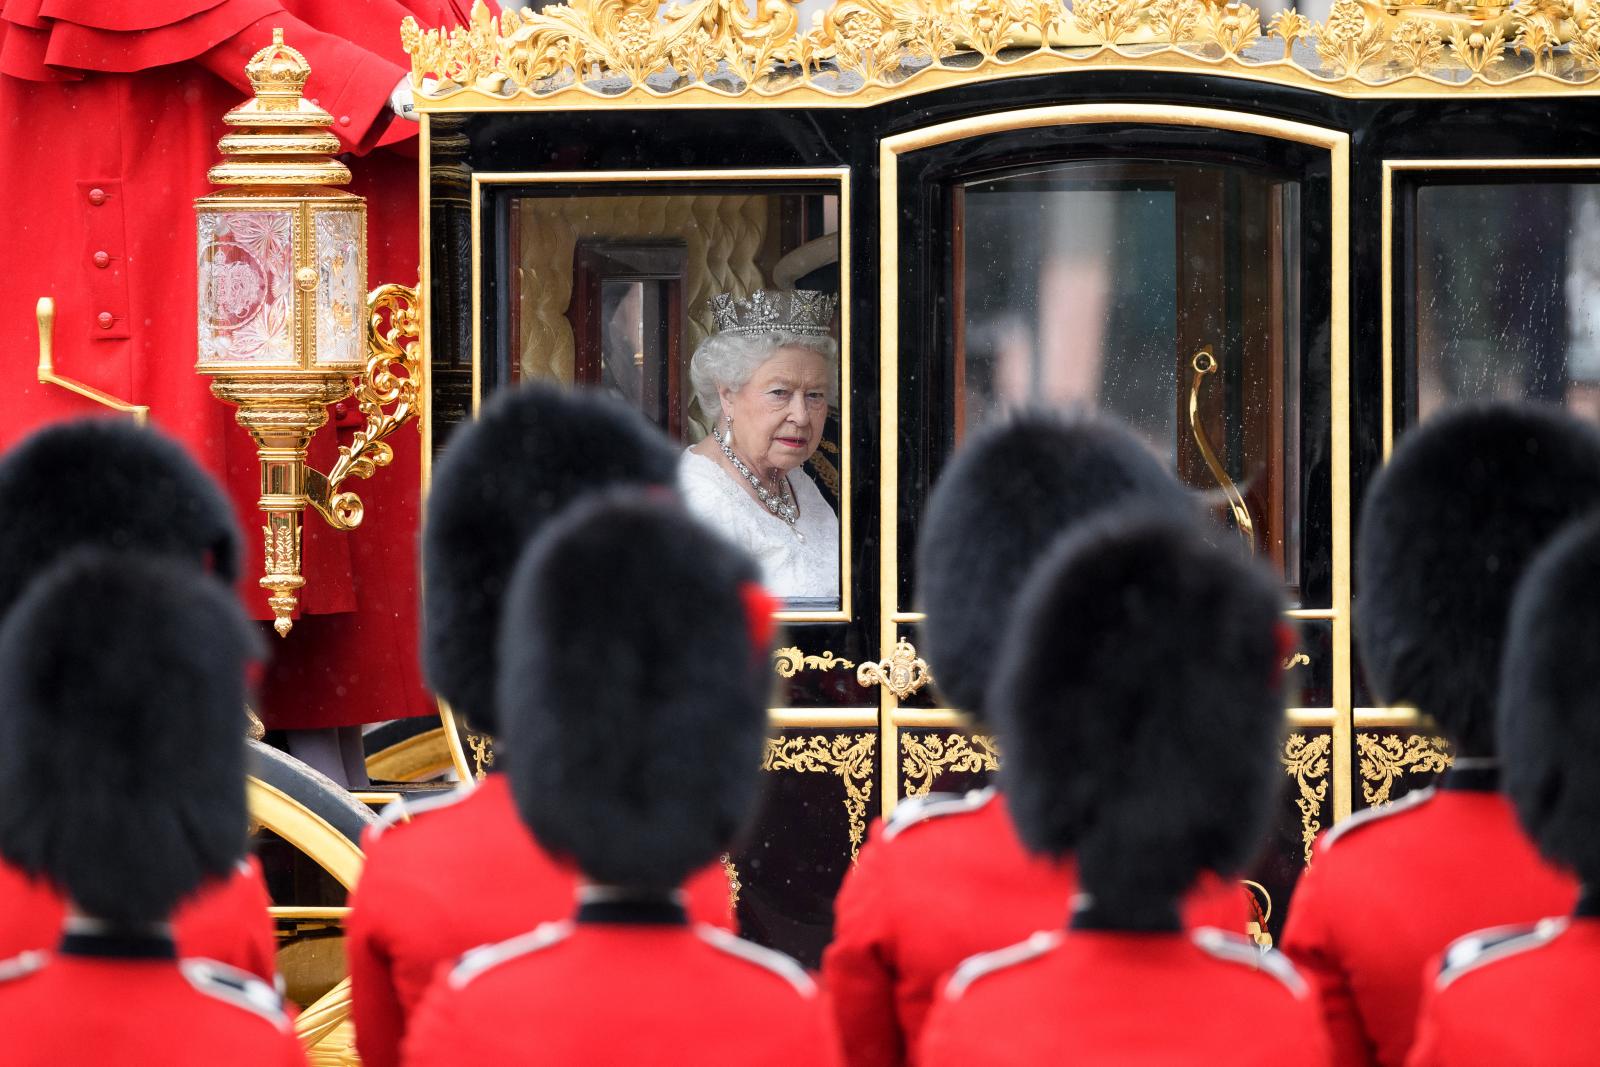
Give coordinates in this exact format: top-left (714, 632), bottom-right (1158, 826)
top-left (709, 289), bottom-right (837, 338)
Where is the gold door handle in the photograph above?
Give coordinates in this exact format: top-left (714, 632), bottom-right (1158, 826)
top-left (857, 637), bottom-right (933, 700)
top-left (1188, 346), bottom-right (1254, 553)
top-left (35, 297), bottom-right (150, 425)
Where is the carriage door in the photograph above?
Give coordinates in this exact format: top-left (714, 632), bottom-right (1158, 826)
top-left (881, 107), bottom-right (1350, 924)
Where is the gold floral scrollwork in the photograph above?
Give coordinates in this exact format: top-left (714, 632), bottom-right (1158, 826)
top-left (1357, 733), bottom-right (1451, 807)
top-left (857, 637), bottom-right (933, 700)
top-left (901, 732), bottom-right (999, 797)
top-left (722, 854), bottom-right (742, 908)
top-left (1281, 652), bottom-right (1311, 670)
top-left (773, 646), bottom-right (858, 679)
top-left (466, 731), bottom-right (495, 779)
top-left (305, 283), bottom-right (424, 532)
top-left (1283, 733), bottom-right (1331, 865)
top-left (1391, 17), bottom-right (1445, 73)
top-left (762, 733), bottom-right (876, 859)
top-left (1311, 0), bottom-right (1384, 76)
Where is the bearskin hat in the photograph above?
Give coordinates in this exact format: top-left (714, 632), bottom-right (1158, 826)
top-left (917, 410), bottom-right (1193, 723)
top-left (0, 420), bottom-right (240, 620)
top-left (1356, 402), bottom-right (1600, 755)
top-left (1499, 512), bottom-right (1600, 885)
top-left (991, 511), bottom-right (1286, 924)
top-left (497, 494), bottom-right (771, 892)
top-left (0, 552), bottom-right (260, 924)
top-left (423, 384), bottom-right (680, 736)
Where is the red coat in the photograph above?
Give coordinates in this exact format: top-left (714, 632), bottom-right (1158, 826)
top-left (0, 0), bottom-right (475, 728)
top-left (346, 773), bottom-right (737, 1067)
top-left (400, 898), bottom-right (840, 1066)
top-left (1280, 774), bottom-right (1577, 1067)
top-left (820, 788), bottom-right (1254, 1067)
top-left (0, 924), bottom-right (303, 1065)
top-left (0, 856), bottom-right (277, 982)
top-left (1407, 914), bottom-right (1600, 1067)
top-left (919, 927), bottom-right (1330, 1066)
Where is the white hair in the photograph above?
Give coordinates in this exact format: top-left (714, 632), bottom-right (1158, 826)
top-left (689, 330), bottom-right (840, 422)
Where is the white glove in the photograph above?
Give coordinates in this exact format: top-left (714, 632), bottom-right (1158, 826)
top-left (389, 77), bottom-right (419, 122)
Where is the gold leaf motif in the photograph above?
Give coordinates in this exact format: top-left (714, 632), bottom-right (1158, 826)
top-left (1072, 0), bottom-right (1141, 43)
top-left (772, 646), bottom-right (858, 678)
top-left (763, 733), bottom-right (876, 859)
top-left (1511, 6), bottom-right (1560, 71)
top-left (901, 733), bottom-right (999, 797)
top-left (857, 637), bottom-right (933, 700)
top-left (1389, 17), bottom-right (1443, 72)
top-left (466, 731), bottom-right (495, 779)
top-left (1202, 2), bottom-right (1262, 57)
top-left (1283, 733), bottom-right (1330, 865)
top-left (1447, 24), bottom-right (1505, 74)
top-left (1267, 8), bottom-right (1311, 56)
top-left (1312, 0), bottom-right (1384, 76)
top-left (1573, 6), bottom-right (1600, 69)
top-left (1357, 733), bottom-right (1451, 807)
top-left (1146, 0), bottom-right (1204, 44)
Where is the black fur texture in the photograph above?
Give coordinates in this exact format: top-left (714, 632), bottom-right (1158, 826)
top-left (0, 552), bottom-right (259, 924)
top-left (423, 384), bottom-right (679, 736)
top-left (1498, 512), bottom-right (1600, 885)
top-left (991, 512), bottom-right (1286, 921)
top-left (917, 411), bottom-right (1193, 724)
top-left (0, 420), bottom-right (240, 619)
top-left (1356, 403), bottom-right (1600, 755)
top-left (497, 494), bottom-right (769, 892)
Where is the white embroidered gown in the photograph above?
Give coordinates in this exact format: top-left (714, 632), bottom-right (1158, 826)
top-left (679, 450), bottom-right (840, 602)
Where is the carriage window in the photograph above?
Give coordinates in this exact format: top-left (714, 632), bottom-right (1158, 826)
top-left (503, 186), bottom-right (845, 611)
top-left (1412, 183), bottom-right (1600, 424)
top-left (955, 161), bottom-right (1304, 587)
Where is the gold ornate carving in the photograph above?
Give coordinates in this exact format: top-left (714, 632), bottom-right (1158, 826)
top-left (1357, 733), bottom-right (1451, 806)
top-left (1189, 347), bottom-right (1255, 553)
top-left (466, 732), bottom-right (496, 779)
top-left (304, 284), bottom-right (424, 531)
top-left (1281, 651), bottom-right (1311, 670)
top-left (773, 646), bottom-right (858, 678)
top-left (857, 637), bottom-right (933, 700)
top-left (901, 732), bottom-right (999, 797)
top-left (721, 854), bottom-right (742, 907)
top-left (404, 0), bottom-right (1600, 109)
top-left (762, 733), bottom-right (876, 858)
top-left (1283, 733), bottom-right (1330, 865)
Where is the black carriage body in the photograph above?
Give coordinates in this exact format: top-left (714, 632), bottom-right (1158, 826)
top-left (424, 66), bottom-right (1599, 959)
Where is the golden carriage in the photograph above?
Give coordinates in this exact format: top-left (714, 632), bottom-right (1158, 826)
top-left (131, 0), bottom-right (1600, 1057)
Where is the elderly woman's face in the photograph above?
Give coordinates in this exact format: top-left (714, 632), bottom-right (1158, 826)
top-left (720, 345), bottom-right (831, 474)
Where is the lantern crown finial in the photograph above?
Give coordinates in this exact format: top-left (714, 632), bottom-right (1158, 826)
top-left (244, 28), bottom-right (313, 110)
top-left (207, 28), bottom-right (349, 188)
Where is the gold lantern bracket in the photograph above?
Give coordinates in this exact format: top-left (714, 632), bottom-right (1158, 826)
top-left (304, 283), bottom-right (424, 532)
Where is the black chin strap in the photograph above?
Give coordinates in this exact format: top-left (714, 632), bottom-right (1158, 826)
top-left (1439, 758), bottom-right (1500, 793)
top-left (1069, 893), bottom-right (1182, 934)
top-left (574, 886), bottom-right (689, 926)
top-left (59, 918), bottom-right (176, 960)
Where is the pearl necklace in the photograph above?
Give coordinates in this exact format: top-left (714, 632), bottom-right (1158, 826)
top-left (713, 421), bottom-right (804, 539)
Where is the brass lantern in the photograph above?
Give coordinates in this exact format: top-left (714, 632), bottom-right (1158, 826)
top-left (196, 29), bottom-right (420, 636)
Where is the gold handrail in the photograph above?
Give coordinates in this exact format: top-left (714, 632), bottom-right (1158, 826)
top-left (35, 297), bottom-right (150, 426)
top-left (1188, 346), bottom-right (1254, 553)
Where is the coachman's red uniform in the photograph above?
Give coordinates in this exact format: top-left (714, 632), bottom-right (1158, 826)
top-left (401, 895), bottom-right (839, 1066)
top-left (347, 774), bottom-right (735, 1067)
top-left (0, 857), bottom-right (277, 982)
top-left (0, 922), bottom-right (303, 1065)
top-left (1281, 766), bottom-right (1577, 1067)
top-left (1406, 910), bottom-right (1600, 1067)
top-left (919, 926), bottom-right (1329, 1066)
top-left (0, 0), bottom-right (482, 729)
top-left (822, 788), bottom-right (1253, 1067)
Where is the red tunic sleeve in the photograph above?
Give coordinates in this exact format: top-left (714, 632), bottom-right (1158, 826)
top-left (1281, 848), bottom-right (1381, 1067)
top-left (821, 827), bottom-right (907, 1067)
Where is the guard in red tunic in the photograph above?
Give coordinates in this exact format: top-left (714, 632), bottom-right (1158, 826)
top-left (0, 0), bottom-right (481, 748)
top-left (347, 386), bottom-right (734, 1067)
top-left (1406, 512), bottom-right (1600, 1067)
top-left (920, 514), bottom-right (1329, 1066)
top-left (822, 412), bottom-right (1250, 1067)
top-left (0, 553), bottom-right (302, 1065)
top-left (0, 420), bottom-right (276, 981)
top-left (402, 496), bottom-right (837, 1066)
top-left (1280, 403), bottom-right (1600, 1067)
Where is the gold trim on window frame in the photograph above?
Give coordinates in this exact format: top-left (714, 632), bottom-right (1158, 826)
top-left (878, 104), bottom-right (1353, 821)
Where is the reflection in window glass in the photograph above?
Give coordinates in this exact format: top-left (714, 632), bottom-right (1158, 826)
top-left (957, 162), bottom-right (1303, 588)
top-left (1414, 183), bottom-right (1600, 423)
